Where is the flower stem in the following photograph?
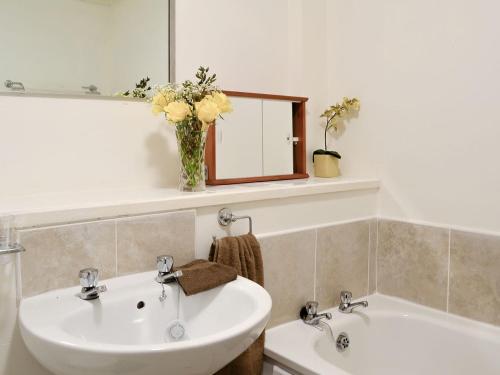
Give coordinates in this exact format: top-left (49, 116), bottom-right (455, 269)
top-left (324, 114), bottom-right (336, 151)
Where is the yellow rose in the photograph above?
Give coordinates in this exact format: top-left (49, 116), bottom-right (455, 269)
top-left (195, 98), bottom-right (220, 124)
top-left (209, 92), bottom-right (232, 114)
top-left (165, 101), bottom-right (191, 123)
top-left (151, 90), bottom-right (175, 115)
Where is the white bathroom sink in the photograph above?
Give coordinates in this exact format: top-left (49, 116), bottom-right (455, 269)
top-left (19, 271), bottom-right (271, 375)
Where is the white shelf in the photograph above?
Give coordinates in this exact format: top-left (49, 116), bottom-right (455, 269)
top-left (0, 177), bottom-right (379, 228)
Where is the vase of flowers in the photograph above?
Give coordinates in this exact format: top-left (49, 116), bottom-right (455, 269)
top-left (151, 67), bottom-right (232, 192)
top-left (314, 97), bottom-right (360, 178)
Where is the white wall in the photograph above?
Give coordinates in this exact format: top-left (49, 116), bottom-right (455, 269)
top-left (0, 0), bottom-right (333, 200)
top-left (0, 2), bottom-right (361, 374)
top-left (195, 190), bottom-right (378, 259)
top-left (2, 0), bottom-right (500, 371)
top-left (327, 0), bottom-right (500, 233)
top-left (175, 0), bottom-right (330, 174)
top-left (0, 96), bottom-right (179, 197)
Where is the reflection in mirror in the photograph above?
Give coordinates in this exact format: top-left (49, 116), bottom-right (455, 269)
top-left (0, 0), bottom-right (170, 98)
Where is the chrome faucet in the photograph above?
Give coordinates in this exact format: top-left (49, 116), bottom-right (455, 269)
top-left (4, 79), bottom-right (25, 91)
top-left (155, 255), bottom-right (183, 284)
top-left (82, 84), bottom-right (100, 95)
top-left (338, 291), bottom-right (368, 313)
top-left (300, 301), bottom-right (332, 325)
top-left (155, 255), bottom-right (183, 302)
top-left (77, 268), bottom-right (107, 300)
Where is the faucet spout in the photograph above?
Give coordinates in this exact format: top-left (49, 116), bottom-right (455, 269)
top-left (156, 270), bottom-right (183, 284)
top-left (78, 285), bottom-right (107, 300)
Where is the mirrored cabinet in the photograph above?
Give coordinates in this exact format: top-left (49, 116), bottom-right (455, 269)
top-left (205, 92), bottom-right (308, 185)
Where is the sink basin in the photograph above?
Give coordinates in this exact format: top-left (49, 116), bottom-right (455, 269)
top-left (19, 271), bottom-right (271, 375)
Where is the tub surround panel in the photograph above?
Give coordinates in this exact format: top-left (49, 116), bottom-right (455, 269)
top-left (116, 211), bottom-right (195, 276)
top-left (375, 219), bottom-right (500, 328)
top-left (316, 221), bottom-right (369, 308)
top-left (261, 230), bottom-right (316, 327)
top-left (377, 220), bottom-right (449, 311)
top-left (14, 212), bottom-right (500, 353)
top-left (368, 219), bottom-right (377, 295)
top-left (449, 230), bottom-right (500, 326)
top-left (19, 221), bottom-right (116, 297)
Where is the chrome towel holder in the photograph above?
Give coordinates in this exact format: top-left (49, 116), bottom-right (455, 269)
top-left (217, 208), bottom-right (253, 234)
top-left (0, 243), bottom-right (25, 256)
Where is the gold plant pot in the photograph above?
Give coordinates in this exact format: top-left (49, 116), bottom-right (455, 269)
top-left (313, 154), bottom-right (340, 178)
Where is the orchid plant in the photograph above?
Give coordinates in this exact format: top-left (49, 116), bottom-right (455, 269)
top-left (315, 97), bottom-right (360, 160)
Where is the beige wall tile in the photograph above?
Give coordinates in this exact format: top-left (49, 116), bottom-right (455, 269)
top-left (316, 221), bottom-right (369, 309)
top-left (377, 220), bottom-right (449, 310)
top-left (19, 221), bottom-right (116, 297)
top-left (260, 230), bottom-right (315, 327)
top-left (116, 211), bottom-right (195, 276)
top-left (449, 230), bottom-right (500, 326)
top-left (368, 219), bottom-right (378, 295)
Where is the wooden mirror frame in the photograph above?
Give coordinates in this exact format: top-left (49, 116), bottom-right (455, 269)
top-left (205, 91), bottom-right (309, 185)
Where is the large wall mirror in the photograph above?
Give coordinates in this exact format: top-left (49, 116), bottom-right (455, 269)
top-left (0, 0), bottom-right (172, 98)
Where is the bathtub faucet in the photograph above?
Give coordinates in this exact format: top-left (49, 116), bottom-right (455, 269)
top-left (338, 291), bottom-right (368, 313)
top-left (300, 301), bottom-right (332, 325)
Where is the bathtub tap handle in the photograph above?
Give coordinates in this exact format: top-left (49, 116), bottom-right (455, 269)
top-left (305, 301), bottom-right (318, 316)
top-left (339, 290), bottom-right (368, 313)
top-left (300, 301), bottom-right (332, 325)
top-left (340, 291), bottom-right (352, 304)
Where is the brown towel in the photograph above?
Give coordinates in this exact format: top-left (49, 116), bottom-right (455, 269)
top-left (176, 259), bottom-right (237, 296)
top-left (209, 234), bottom-right (265, 375)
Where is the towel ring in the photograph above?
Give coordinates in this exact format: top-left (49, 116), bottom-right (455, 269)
top-left (217, 208), bottom-right (253, 234)
top-left (0, 243), bottom-right (25, 256)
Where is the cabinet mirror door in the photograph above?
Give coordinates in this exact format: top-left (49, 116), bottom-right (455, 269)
top-left (206, 92), bottom-right (308, 185)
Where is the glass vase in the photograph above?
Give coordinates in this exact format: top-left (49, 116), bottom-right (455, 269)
top-left (176, 123), bottom-right (208, 192)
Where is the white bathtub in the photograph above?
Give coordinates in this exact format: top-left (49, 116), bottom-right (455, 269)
top-left (264, 294), bottom-right (500, 375)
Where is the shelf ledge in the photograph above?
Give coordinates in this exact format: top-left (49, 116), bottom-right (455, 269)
top-left (1, 177), bottom-right (379, 228)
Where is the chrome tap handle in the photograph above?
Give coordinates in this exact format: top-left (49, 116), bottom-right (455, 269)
top-left (305, 301), bottom-right (318, 316)
top-left (4, 80), bottom-right (25, 91)
top-left (82, 84), bottom-right (98, 93)
top-left (157, 255), bottom-right (174, 274)
top-left (340, 291), bottom-right (352, 304)
top-left (301, 301), bottom-right (331, 325)
top-left (79, 268), bottom-right (99, 288)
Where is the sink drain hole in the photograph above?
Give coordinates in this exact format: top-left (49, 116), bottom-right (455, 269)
top-left (336, 332), bottom-right (350, 352)
top-left (165, 320), bottom-right (188, 342)
top-left (137, 301), bottom-right (145, 309)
